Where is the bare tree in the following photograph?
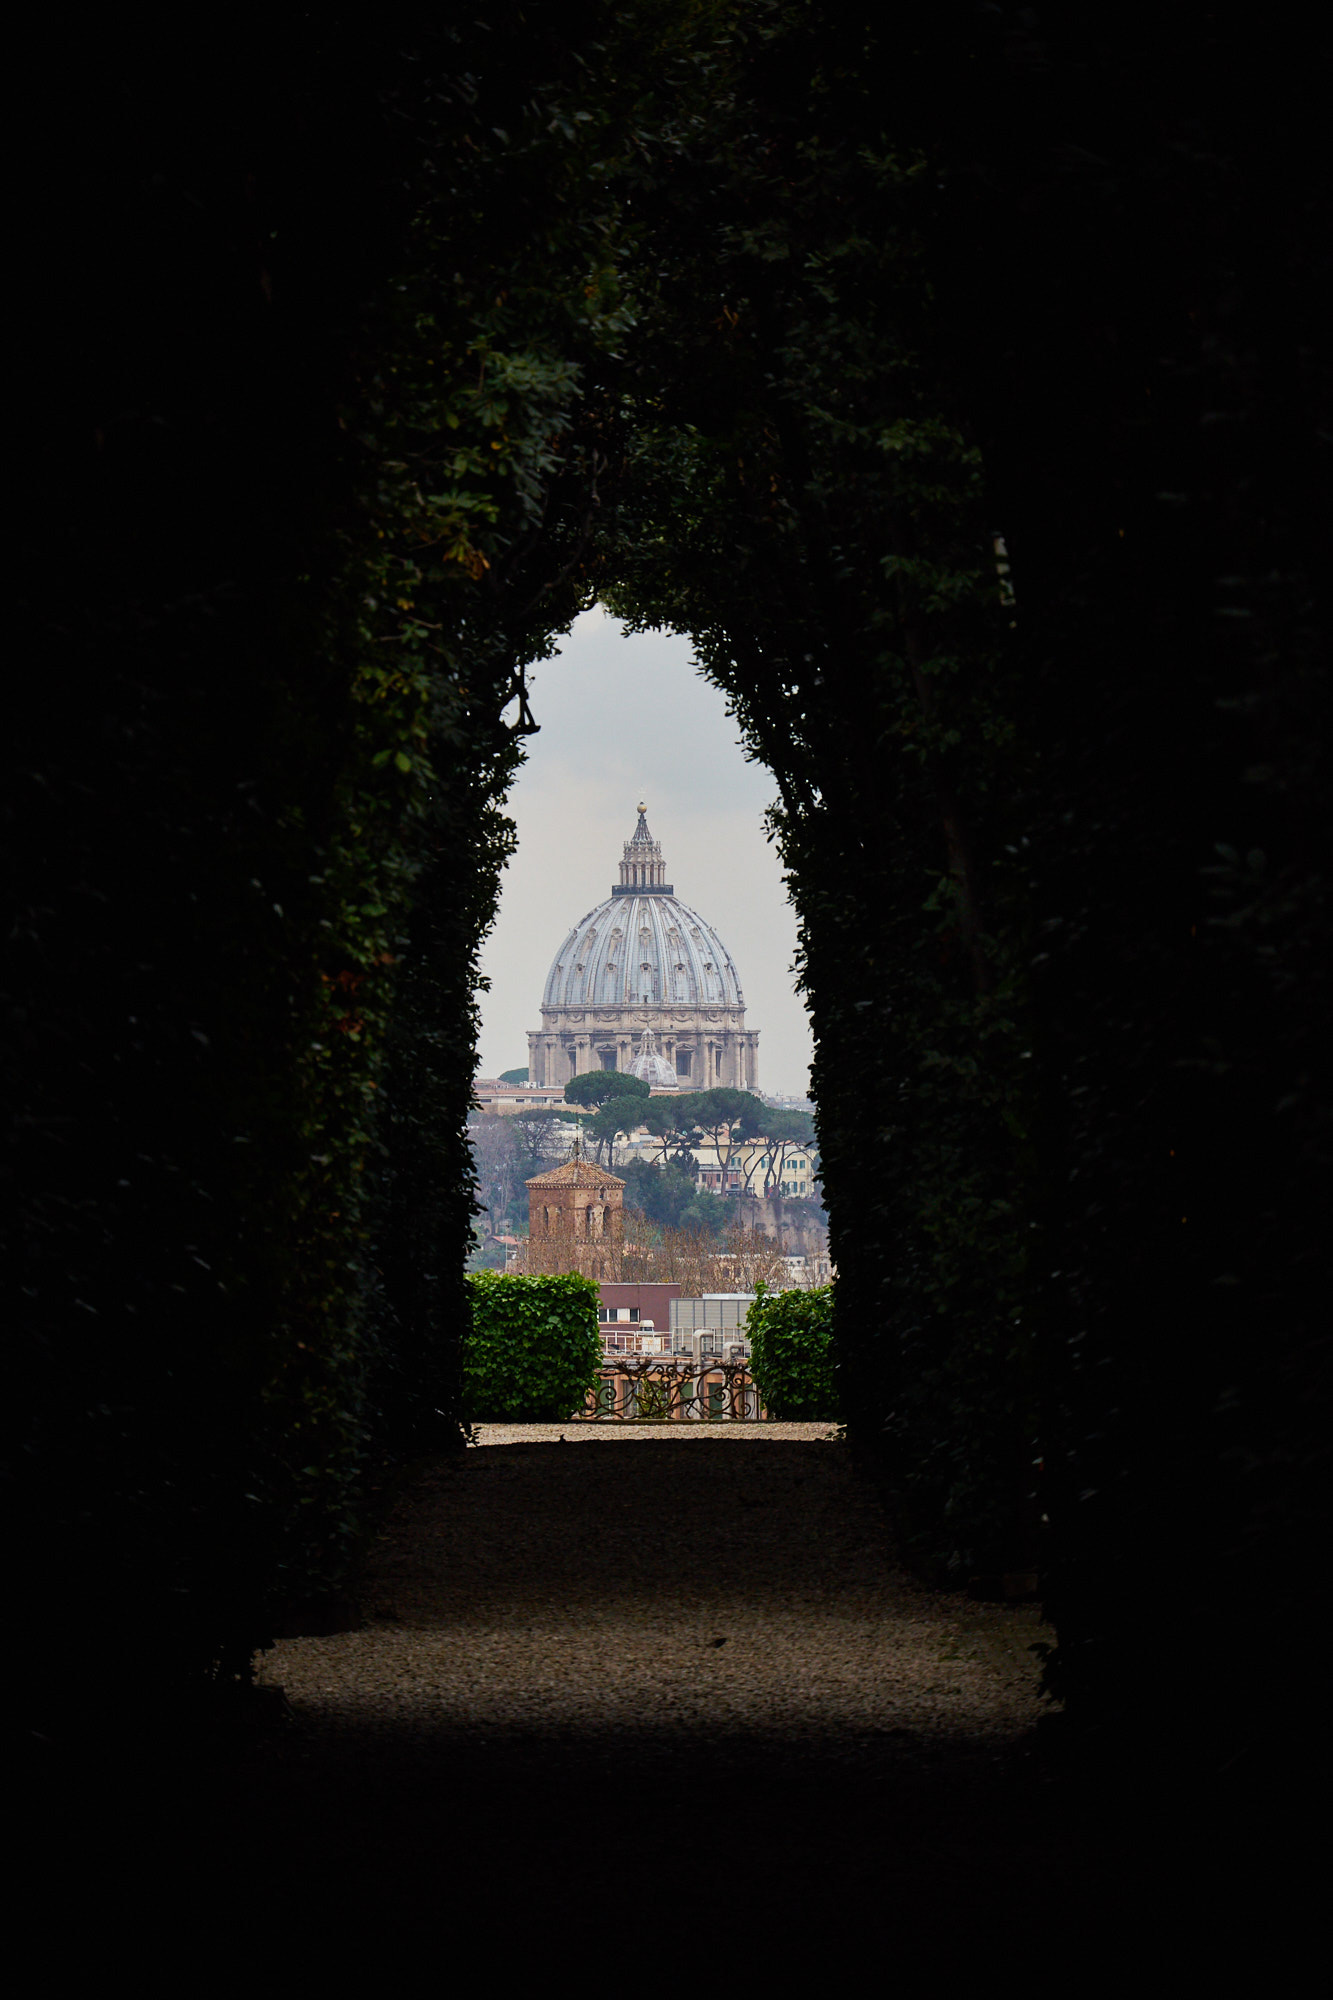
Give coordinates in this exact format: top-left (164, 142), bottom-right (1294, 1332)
top-left (603, 1214), bottom-right (790, 1293)
top-left (468, 1114), bottom-right (523, 1234)
top-left (509, 1195), bottom-right (792, 1295)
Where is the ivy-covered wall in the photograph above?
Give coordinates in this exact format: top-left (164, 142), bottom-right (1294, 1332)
top-left (8, 10), bottom-right (623, 1713)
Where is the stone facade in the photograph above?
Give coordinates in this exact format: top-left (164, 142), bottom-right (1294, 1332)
top-left (527, 806), bottom-right (760, 1091)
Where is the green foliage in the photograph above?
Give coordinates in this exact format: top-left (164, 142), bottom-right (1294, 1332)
top-left (463, 1273), bottom-right (602, 1421)
top-left (585, 1099), bottom-right (636, 1164)
top-left (621, 1158), bottom-right (700, 1230)
top-left (589, 11), bottom-right (1031, 1572)
top-left (673, 1089), bottom-right (765, 1140)
top-left (763, 1109), bottom-right (815, 1147)
top-left (565, 1070), bottom-right (651, 1109)
top-left (748, 1287), bottom-right (839, 1420)
top-left (498, 1068), bottom-right (529, 1084)
top-left (677, 1189), bottom-right (729, 1239)
top-left (9, 6), bottom-right (648, 1707)
top-left (633, 1089), bottom-right (767, 1175)
top-left (637, 1099), bottom-right (694, 1159)
top-left (742, 1108), bottom-right (819, 1197)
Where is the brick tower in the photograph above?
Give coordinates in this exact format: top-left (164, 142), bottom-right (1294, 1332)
top-left (525, 1149), bottom-right (625, 1276)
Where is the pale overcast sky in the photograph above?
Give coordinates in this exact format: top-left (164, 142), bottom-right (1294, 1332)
top-left (476, 607), bottom-right (814, 1096)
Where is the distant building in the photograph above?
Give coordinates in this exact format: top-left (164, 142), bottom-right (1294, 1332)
top-left (670, 1294), bottom-right (756, 1356)
top-left (780, 1252), bottom-right (833, 1289)
top-left (738, 1141), bottom-right (817, 1199)
top-left (527, 804), bottom-right (760, 1092)
top-left (589, 1291), bottom-right (758, 1361)
top-left (692, 1137), bottom-right (817, 1200)
top-left (597, 1280), bottom-right (682, 1356)
top-left (597, 1280), bottom-right (681, 1328)
top-left (472, 1080), bottom-right (567, 1113)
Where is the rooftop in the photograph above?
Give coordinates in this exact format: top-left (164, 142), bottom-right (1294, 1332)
top-left (526, 1160), bottom-right (627, 1190)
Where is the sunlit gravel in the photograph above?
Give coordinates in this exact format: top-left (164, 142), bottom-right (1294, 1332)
top-left (258, 1435), bottom-right (1049, 1764)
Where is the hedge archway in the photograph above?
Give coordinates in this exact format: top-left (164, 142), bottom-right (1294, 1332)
top-left (11, 5), bottom-right (1326, 1795)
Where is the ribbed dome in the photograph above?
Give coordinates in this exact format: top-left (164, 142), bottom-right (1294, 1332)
top-left (542, 893), bottom-right (744, 1009)
top-left (541, 810), bottom-right (744, 1012)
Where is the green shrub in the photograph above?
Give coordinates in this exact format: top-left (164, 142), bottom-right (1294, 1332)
top-left (463, 1272), bottom-right (602, 1420)
top-left (747, 1285), bottom-right (838, 1419)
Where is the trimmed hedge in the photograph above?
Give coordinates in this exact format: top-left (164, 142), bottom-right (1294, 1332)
top-left (463, 1273), bottom-right (602, 1421)
top-left (747, 1287), bottom-right (839, 1421)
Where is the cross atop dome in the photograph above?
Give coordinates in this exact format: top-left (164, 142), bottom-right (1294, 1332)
top-left (615, 803), bottom-right (673, 896)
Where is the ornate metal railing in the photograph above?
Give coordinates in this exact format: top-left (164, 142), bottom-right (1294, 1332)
top-left (579, 1356), bottom-right (766, 1421)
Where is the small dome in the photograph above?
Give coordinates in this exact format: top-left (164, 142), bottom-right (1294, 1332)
top-left (628, 1027), bottom-right (677, 1090)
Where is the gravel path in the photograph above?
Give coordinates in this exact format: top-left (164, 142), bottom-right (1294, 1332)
top-left (258, 1431), bottom-right (1047, 1754)
top-left (467, 1419), bottom-right (844, 1444)
top-left (16, 1432), bottom-right (1234, 1968)
top-left (221, 1433), bottom-right (1159, 1965)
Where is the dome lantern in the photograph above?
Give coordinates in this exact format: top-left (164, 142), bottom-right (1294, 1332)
top-left (614, 802), bottom-right (672, 895)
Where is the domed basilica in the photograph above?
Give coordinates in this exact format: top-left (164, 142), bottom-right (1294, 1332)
top-left (527, 806), bottom-right (759, 1092)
